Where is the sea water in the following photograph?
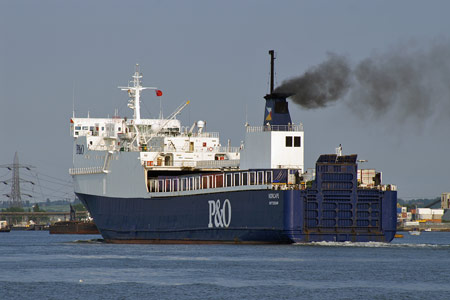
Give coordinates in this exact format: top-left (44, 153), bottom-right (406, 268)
top-left (1, 231), bottom-right (450, 299)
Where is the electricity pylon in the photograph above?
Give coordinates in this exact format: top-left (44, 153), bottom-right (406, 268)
top-left (0, 152), bottom-right (35, 208)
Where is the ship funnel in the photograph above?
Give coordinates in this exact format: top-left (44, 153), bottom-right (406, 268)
top-left (263, 93), bottom-right (292, 126)
top-left (263, 50), bottom-right (292, 126)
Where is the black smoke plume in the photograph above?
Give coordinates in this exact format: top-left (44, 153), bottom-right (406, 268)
top-left (274, 41), bottom-right (450, 121)
top-left (273, 53), bottom-right (351, 109)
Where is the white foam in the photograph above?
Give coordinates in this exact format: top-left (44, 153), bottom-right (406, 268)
top-left (294, 241), bottom-right (449, 249)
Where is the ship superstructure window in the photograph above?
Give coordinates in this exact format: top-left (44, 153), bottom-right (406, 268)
top-left (285, 136), bottom-right (301, 147)
top-left (286, 136), bottom-right (293, 147)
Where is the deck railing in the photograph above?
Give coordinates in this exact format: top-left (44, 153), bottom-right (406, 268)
top-left (148, 170), bottom-right (274, 193)
top-left (246, 124), bottom-right (303, 132)
top-left (196, 159), bottom-right (240, 168)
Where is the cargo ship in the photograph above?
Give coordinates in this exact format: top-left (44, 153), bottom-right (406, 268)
top-left (70, 52), bottom-right (397, 243)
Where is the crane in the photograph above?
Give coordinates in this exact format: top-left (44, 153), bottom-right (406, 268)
top-left (145, 100), bottom-right (190, 145)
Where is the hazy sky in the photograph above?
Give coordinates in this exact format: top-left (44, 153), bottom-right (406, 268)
top-left (1, 0), bottom-right (449, 201)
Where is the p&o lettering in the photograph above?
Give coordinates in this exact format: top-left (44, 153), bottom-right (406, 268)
top-left (208, 199), bottom-right (231, 228)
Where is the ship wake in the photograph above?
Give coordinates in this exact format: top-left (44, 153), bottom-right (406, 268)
top-left (294, 241), bottom-right (450, 249)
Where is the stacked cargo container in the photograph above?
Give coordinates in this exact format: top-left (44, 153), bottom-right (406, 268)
top-left (357, 169), bottom-right (381, 187)
top-left (416, 208), bottom-right (444, 222)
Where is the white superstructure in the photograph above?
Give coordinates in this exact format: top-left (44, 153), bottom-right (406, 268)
top-left (240, 124), bottom-right (304, 171)
top-left (70, 66), bottom-right (304, 198)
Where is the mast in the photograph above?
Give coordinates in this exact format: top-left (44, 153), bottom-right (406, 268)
top-left (132, 65), bottom-right (142, 121)
top-left (119, 64), bottom-right (158, 123)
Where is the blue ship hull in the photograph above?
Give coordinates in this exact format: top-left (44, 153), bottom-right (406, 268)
top-left (77, 187), bottom-right (397, 244)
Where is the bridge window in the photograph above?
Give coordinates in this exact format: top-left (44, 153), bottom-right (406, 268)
top-left (286, 136), bottom-right (292, 147)
top-left (294, 136), bottom-right (301, 147)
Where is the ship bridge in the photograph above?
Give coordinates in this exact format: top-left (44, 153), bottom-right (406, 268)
top-left (240, 124), bottom-right (304, 171)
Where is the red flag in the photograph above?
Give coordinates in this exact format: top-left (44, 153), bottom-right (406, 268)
top-left (155, 90), bottom-right (163, 97)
